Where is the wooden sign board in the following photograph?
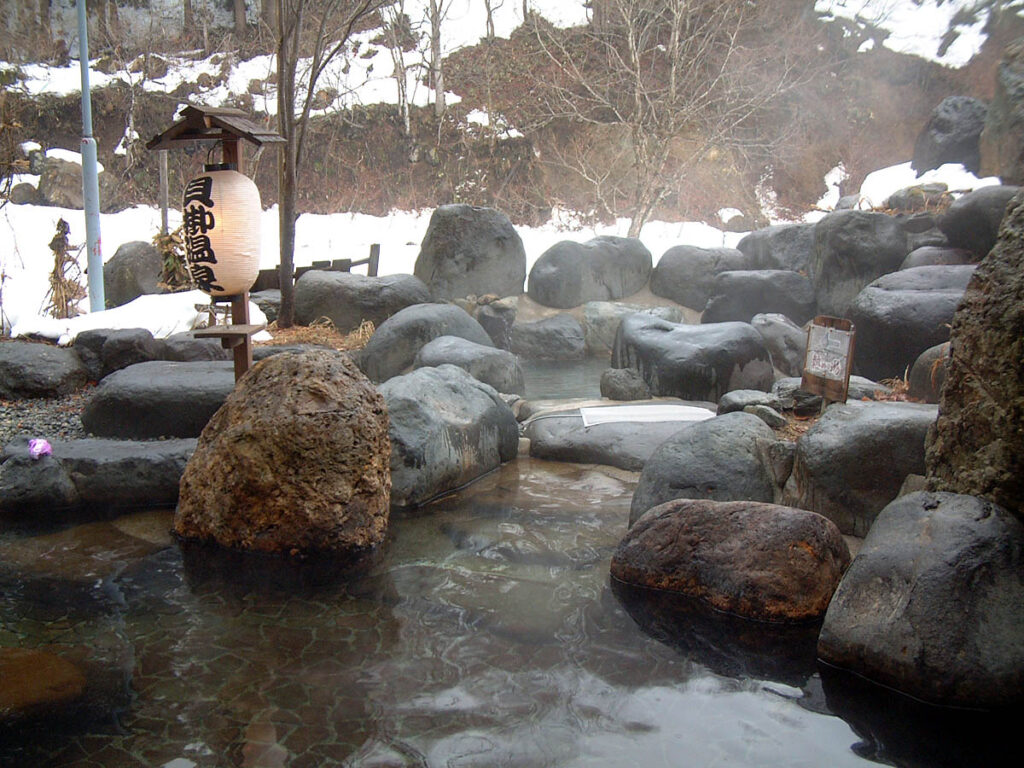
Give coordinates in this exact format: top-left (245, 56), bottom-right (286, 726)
top-left (801, 315), bottom-right (856, 404)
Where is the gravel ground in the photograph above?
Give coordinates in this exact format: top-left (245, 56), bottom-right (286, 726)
top-left (0, 387), bottom-right (93, 447)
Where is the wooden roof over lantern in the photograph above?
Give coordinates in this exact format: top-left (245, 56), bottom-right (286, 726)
top-left (146, 104), bottom-right (285, 150)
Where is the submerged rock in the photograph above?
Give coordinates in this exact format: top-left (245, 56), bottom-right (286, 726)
top-left (818, 492), bottom-right (1024, 708)
top-left (613, 498), bottom-right (850, 622)
top-left (0, 647), bottom-right (86, 721)
top-left (175, 350), bottom-right (391, 555)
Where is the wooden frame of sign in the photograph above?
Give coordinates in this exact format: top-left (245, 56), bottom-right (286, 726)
top-left (801, 315), bottom-right (856, 406)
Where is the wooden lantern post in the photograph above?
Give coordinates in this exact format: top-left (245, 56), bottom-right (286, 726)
top-left (146, 106), bottom-right (286, 381)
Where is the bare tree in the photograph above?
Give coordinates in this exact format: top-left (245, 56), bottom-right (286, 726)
top-left (233, 0), bottom-right (247, 38)
top-left (425, 0), bottom-right (453, 118)
top-left (528, 0), bottom-right (802, 237)
top-left (483, 0), bottom-right (505, 39)
top-left (382, 0), bottom-right (418, 139)
top-left (184, 0), bottom-right (193, 31)
top-left (275, 0), bottom-right (394, 328)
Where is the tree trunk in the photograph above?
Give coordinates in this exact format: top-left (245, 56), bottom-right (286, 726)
top-left (429, 0), bottom-right (445, 118)
top-left (183, 0), bottom-right (193, 32)
top-left (234, 0), bottom-right (247, 38)
top-left (37, 0), bottom-right (49, 36)
top-left (276, 0), bottom-right (297, 328)
top-left (261, 0), bottom-right (276, 30)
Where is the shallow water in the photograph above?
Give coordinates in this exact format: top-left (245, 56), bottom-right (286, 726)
top-left (522, 358), bottom-right (612, 401)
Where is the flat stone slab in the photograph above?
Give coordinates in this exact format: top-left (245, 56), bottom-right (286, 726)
top-left (81, 361), bottom-right (235, 438)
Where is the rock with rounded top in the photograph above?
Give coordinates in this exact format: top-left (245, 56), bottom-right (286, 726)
top-left (0, 454), bottom-right (80, 517)
top-left (0, 341), bottom-right (88, 399)
top-left (629, 411), bottom-right (778, 524)
top-left (810, 210), bottom-right (909, 317)
top-left (939, 184), bottom-right (1020, 257)
top-left (912, 96), bottom-right (987, 175)
top-left (582, 302), bottom-right (684, 357)
top-left (175, 350), bottom-right (390, 555)
top-left (899, 245), bottom-right (974, 270)
top-left (717, 389), bottom-right (783, 415)
top-left (908, 342), bottom-right (949, 403)
top-left (702, 270), bottom-right (816, 325)
top-left (414, 335), bottom-right (524, 395)
top-left (359, 303), bottom-right (493, 383)
top-left (511, 314), bottom-right (585, 360)
top-left (599, 367), bottom-right (650, 401)
top-left (980, 38), bottom-right (1024, 185)
top-left (414, 204), bottom-right (526, 300)
top-left (818, 491), bottom-right (1024, 708)
top-left (37, 156), bottom-right (83, 208)
top-left (751, 313), bottom-right (806, 378)
top-left (737, 222), bottom-right (815, 273)
top-left (380, 365), bottom-right (518, 509)
top-left (9, 182), bottom-right (40, 205)
top-left (103, 241), bottom-right (162, 308)
top-left (613, 498), bottom-right (850, 622)
top-left (650, 245), bottom-right (750, 310)
top-left (294, 271), bottom-right (431, 333)
top-left (527, 236), bottom-right (652, 309)
top-left (612, 315), bottom-right (774, 402)
top-left (783, 401), bottom-right (938, 536)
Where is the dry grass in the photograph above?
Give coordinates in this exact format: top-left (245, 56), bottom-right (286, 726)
top-left (775, 413), bottom-right (817, 441)
top-left (256, 317), bottom-right (375, 351)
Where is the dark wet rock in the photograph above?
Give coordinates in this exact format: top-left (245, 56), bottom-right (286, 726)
top-left (908, 342), bottom-right (949, 403)
top-left (527, 236), bottom-right (652, 309)
top-left (414, 204), bottom-right (526, 300)
top-left (744, 404), bottom-right (787, 429)
top-left (599, 367), bottom-right (650, 401)
top-left (294, 271), bottom-right (431, 332)
top-left (737, 222), bottom-right (815, 273)
top-left (612, 315), bottom-right (774, 402)
top-left (98, 328), bottom-right (165, 378)
top-left (359, 303), bottom-right (493, 383)
top-left (613, 499), bottom-right (850, 622)
top-left (771, 376), bottom-right (891, 414)
top-left (36, 157), bottom-right (83, 209)
top-left (702, 270), bottom-right (816, 326)
top-left (581, 302), bottom-right (683, 357)
top-left (81, 361), bottom-right (234, 438)
top-left (939, 184), bottom-right (1020, 257)
top-left (475, 299), bottom-right (516, 350)
top-left (899, 245), bottom-right (975, 269)
top-left (751, 313), bottom-right (807, 377)
top-left (511, 314), bottom-right (585, 360)
top-left (884, 183), bottom-right (950, 213)
top-left (927, 189), bottom-right (1024, 520)
top-left (1, 436), bottom-right (194, 514)
top-left (0, 647), bottom-right (86, 721)
top-left (650, 245), bottom-right (750, 310)
top-left (912, 96), bottom-right (988, 175)
top-left (160, 332), bottom-right (230, 362)
top-left (414, 335), bottom-right (525, 395)
top-left (629, 411), bottom-right (778, 524)
top-left (102, 241), bottom-right (162, 308)
top-left (899, 211), bottom-right (950, 252)
top-left (0, 341), bottom-right (89, 399)
top-left (783, 401), bottom-right (938, 536)
top-left (176, 350), bottom-right (390, 555)
top-left (250, 289), bottom-right (281, 323)
top-left (980, 38), bottom-right (1024, 185)
top-left (717, 389), bottom-right (783, 415)
top-left (810, 210), bottom-right (909, 317)
top-left (9, 182), bottom-right (40, 205)
top-left (818, 492), bottom-right (1024, 708)
top-left (0, 454), bottom-right (80, 516)
top-left (847, 265), bottom-right (974, 381)
top-left (524, 405), bottom-right (712, 471)
top-left (380, 365), bottom-right (518, 509)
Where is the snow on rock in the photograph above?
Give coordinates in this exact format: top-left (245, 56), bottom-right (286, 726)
top-left (858, 162), bottom-right (1000, 208)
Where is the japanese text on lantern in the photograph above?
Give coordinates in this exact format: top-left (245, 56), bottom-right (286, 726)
top-left (182, 176), bottom-right (223, 293)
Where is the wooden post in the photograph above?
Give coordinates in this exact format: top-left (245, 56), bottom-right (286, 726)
top-left (368, 243), bottom-right (380, 276)
top-left (222, 136), bottom-right (243, 171)
top-left (159, 149), bottom-right (169, 235)
top-left (231, 292), bottom-right (253, 381)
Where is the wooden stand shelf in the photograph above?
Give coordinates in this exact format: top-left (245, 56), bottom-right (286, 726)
top-left (193, 292), bottom-right (262, 382)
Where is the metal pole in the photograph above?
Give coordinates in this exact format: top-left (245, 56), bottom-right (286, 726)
top-left (78, 0), bottom-right (105, 311)
top-left (159, 150), bottom-right (169, 235)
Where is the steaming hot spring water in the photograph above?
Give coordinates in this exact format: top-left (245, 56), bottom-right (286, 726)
top-left (0, 352), bottom-right (1011, 768)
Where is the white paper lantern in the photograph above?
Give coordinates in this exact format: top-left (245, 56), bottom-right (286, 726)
top-left (182, 165), bottom-right (262, 297)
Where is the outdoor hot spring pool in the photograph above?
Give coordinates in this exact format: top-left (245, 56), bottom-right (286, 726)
top-left (0, 360), bottom-right (1010, 766)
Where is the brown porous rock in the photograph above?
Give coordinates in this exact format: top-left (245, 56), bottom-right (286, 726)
top-left (174, 350), bottom-right (390, 555)
top-left (611, 499), bottom-right (851, 623)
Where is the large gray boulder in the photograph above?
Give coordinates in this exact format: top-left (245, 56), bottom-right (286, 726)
top-left (783, 401), bottom-right (938, 536)
top-left (527, 237), bottom-right (652, 309)
top-left (750, 313), bottom-right (806, 378)
top-left (414, 205), bottom-right (526, 300)
top-left (0, 341), bottom-right (89, 399)
top-left (81, 361), bottom-right (235, 438)
top-left (524, 404), bottom-right (714, 471)
top-left (908, 342), bottom-right (949, 403)
top-left (581, 302), bottom-right (684, 357)
top-left (701, 270), bottom-right (815, 325)
top-left (847, 265), bottom-right (974, 381)
top-left (510, 314), bottom-right (585, 360)
top-left (650, 245), bottom-right (750, 310)
top-left (819, 492), bottom-right (1024, 708)
top-left (979, 38), bottom-right (1024, 185)
top-left (629, 411), bottom-right (779, 525)
top-left (103, 241), bottom-right (162, 309)
top-left (912, 96), bottom-right (987, 175)
top-left (414, 335), bottom-right (524, 395)
top-left (612, 315), bottom-right (774, 402)
top-left (380, 365), bottom-right (519, 508)
top-left (899, 245), bottom-right (974, 270)
top-left (359, 303), bottom-right (493, 383)
top-left (736, 222), bottom-right (815, 273)
top-left (294, 271), bottom-right (431, 332)
top-left (36, 156), bottom-right (83, 208)
top-left (810, 211), bottom-right (909, 317)
top-left (939, 184), bottom-right (1020, 257)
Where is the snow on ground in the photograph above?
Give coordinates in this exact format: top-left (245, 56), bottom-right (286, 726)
top-left (0, 160), bottom-right (999, 343)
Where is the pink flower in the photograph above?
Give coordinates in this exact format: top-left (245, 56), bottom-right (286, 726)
top-left (28, 439), bottom-right (52, 460)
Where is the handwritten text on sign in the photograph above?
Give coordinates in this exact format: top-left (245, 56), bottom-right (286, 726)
top-left (806, 325), bottom-right (852, 382)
